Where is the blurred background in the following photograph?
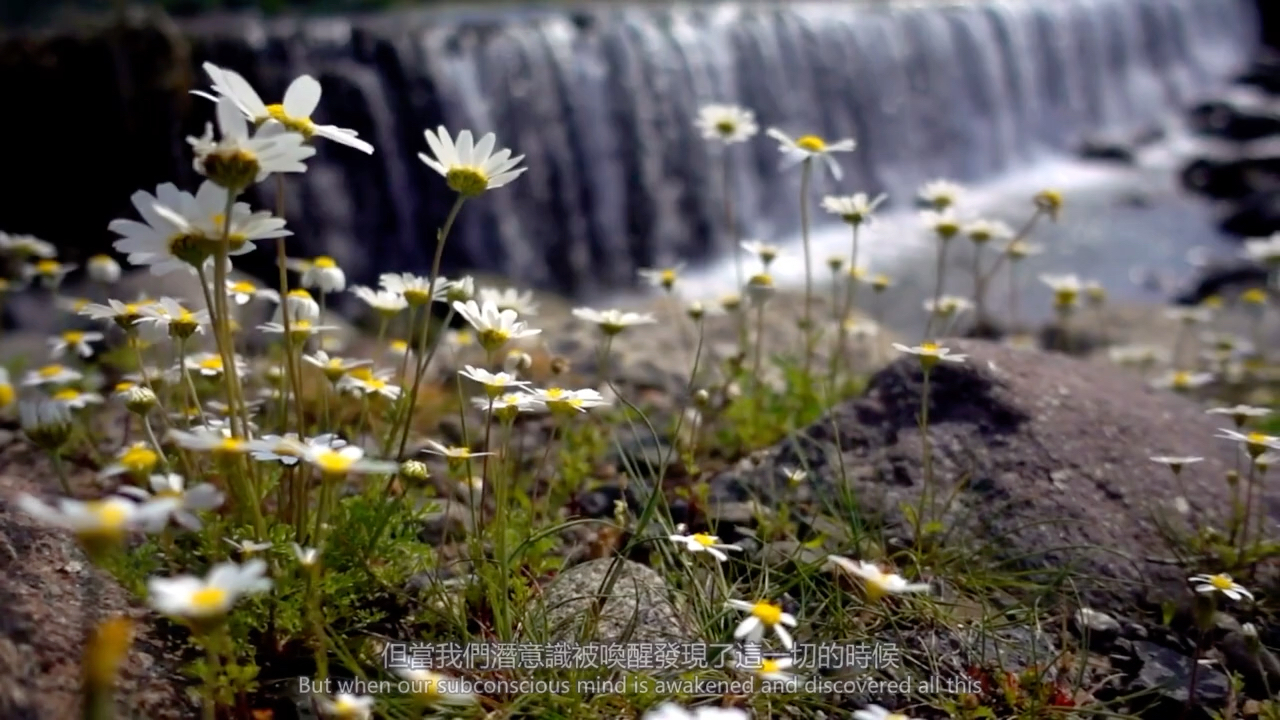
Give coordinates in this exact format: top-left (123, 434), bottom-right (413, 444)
top-left (0, 0), bottom-right (1275, 319)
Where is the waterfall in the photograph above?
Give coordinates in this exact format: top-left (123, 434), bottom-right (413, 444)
top-left (0, 0), bottom-right (1259, 299)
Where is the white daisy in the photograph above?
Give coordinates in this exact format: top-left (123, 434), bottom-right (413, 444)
top-left (86, 254), bottom-right (122, 284)
top-left (110, 180), bottom-right (289, 275)
top-left (854, 705), bottom-right (920, 720)
top-left (420, 439), bottom-right (492, 465)
top-left (246, 433), bottom-right (345, 466)
top-left (922, 295), bottom-right (973, 318)
top-left (668, 529), bottom-right (742, 562)
top-left (302, 351), bottom-right (372, 383)
top-left (475, 286), bottom-right (538, 316)
top-left (0, 232), bottom-right (56, 258)
top-left (225, 278), bottom-right (273, 305)
top-left (297, 255), bottom-right (346, 293)
top-left (335, 367), bottom-right (401, 401)
top-left (964, 219), bottom-right (1014, 244)
top-left (822, 193), bottom-right (887, 227)
top-left (419, 126), bottom-right (527, 197)
top-left (292, 542), bottom-right (321, 569)
top-left (350, 285), bottom-right (408, 316)
top-left (136, 297), bottom-right (211, 341)
top-left (197, 62), bottom-right (374, 153)
top-left (316, 693), bottom-right (374, 720)
top-left (1216, 428), bottom-right (1280, 459)
top-left (22, 259), bottom-right (76, 288)
top-left (22, 363), bottom-right (83, 387)
top-left (453, 299), bottom-right (541, 351)
top-left (48, 388), bottom-right (104, 411)
top-left (1149, 456), bottom-right (1204, 474)
top-left (826, 556), bottom-right (931, 601)
top-left (99, 442), bottom-right (161, 479)
top-left (694, 104), bottom-right (759, 144)
top-left (471, 391), bottom-right (537, 419)
top-left (148, 558), bottom-right (273, 620)
top-left (116, 473), bottom-right (225, 531)
top-left (1150, 370), bottom-right (1214, 392)
top-left (459, 365), bottom-right (529, 398)
top-left (224, 538), bottom-right (272, 556)
top-left (526, 387), bottom-right (610, 414)
top-left (765, 128), bottom-right (857, 180)
top-left (1039, 273), bottom-right (1084, 309)
top-left (892, 342), bottom-right (967, 370)
top-left (571, 307), bottom-right (657, 336)
top-left (79, 298), bottom-right (154, 330)
top-left (725, 598), bottom-right (798, 650)
top-left (378, 272), bottom-right (450, 307)
top-left (17, 493), bottom-right (171, 546)
top-left (740, 240), bottom-right (782, 269)
top-left (920, 209), bottom-right (962, 240)
top-left (638, 264), bottom-right (685, 293)
top-left (1207, 405), bottom-right (1272, 427)
top-left (303, 445), bottom-right (397, 477)
top-left (167, 427), bottom-right (248, 455)
top-left (1189, 573), bottom-right (1253, 602)
top-left (393, 668), bottom-right (477, 707)
top-left (187, 95), bottom-right (315, 191)
top-left (48, 330), bottom-right (104, 359)
top-left (643, 702), bottom-right (749, 720)
top-left (918, 179), bottom-right (965, 210)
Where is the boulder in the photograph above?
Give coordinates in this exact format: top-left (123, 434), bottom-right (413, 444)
top-left (708, 339), bottom-right (1278, 613)
top-left (0, 439), bottom-right (193, 719)
top-left (1172, 258), bottom-right (1268, 305)
top-left (535, 558), bottom-right (692, 645)
top-left (1219, 188), bottom-right (1280, 238)
top-left (1187, 100), bottom-right (1280, 143)
top-left (1180, 156), bottom-right (1280, 200)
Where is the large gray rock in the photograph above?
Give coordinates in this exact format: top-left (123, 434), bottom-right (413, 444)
top-left (535, 558), bottom-right (691, 645)
top-left (710, 338), bottom-right (1278, 613)
top-left (0, 441), bottom-right (193, 719)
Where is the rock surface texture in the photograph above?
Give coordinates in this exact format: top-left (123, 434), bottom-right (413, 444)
top-left (711, 339), bottom-right (1277, 612)
top-left (0, 439), bottom-right (193, 720)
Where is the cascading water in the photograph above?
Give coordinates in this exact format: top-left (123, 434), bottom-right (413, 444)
top-left (0, 0), bottom-right (1259, 299)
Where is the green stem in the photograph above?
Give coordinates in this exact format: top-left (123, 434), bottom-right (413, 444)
top-left (923, 241), bottom-right (951, 341)
top-left (799, 159), bottom-right (815, 376)
top-left (396, 196), bottom-right (467, 459)
top-left (52, 451), bottom-right (72, 495)
top-left (916, 368), bottom-right (933, 546)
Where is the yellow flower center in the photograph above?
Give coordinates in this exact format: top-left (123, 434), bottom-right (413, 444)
top-left (120, 445), bottom-right (158, 472)
top-left (231, 281), bottom-right (256, 294)
top-left (1209, 574), bottom-right (1235, 590)
top-left (714, 119), bottom-right (737, 135)
top-left (749, 273), bottom-right (773, 288)
top-left (63, 330), bottom-right (85, 343)
top-left (36, 259), bottom-right (60, 274)
top-left (1054, 289), bottom-right (1078, 307)
top-left (795, 135), bottom-right (826, 152)
top-left (216, 437), bottom-right (243, 454)
top-left (349, 367), bottom-right (374, 382)
top-left (199, 357), bottom-right (224, 372)
top-left (52, 389), bottom-right (80, 402)
top-left (189, 587), bottom-right (229, 613)
top-left (752, 601), bottom-right (783, 626)
top-left (263, 103), bottom-right (316, 137)
top-left (39, 364), bottom-right (65, 378)
top-left (313, 449), bottom-right (355, 475)
top-left (313, 256), bottom-right (337, 269)
top-left (0, 383), bottom-right (13, 409)
top-left (545, 388), bottom-right (566, 400)
top-left (759, 658), bottom-right (783, 674)
top-left (389, 339), bottom-right (409, 353)
top-left (934, 221), bottom-right (961, 238)
top-left (114, 381), bottom-right (136, 393)
top-left (91, 501), bottom-right (129, 530)
top-left (691, 533), bottom-right (718, 547)
top-left (445, 166), bottom-right (490, 197)
top-left (919, 343), bottom-right (939, 354)
top-left (1243, 289), bottom-right (1267, 305)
